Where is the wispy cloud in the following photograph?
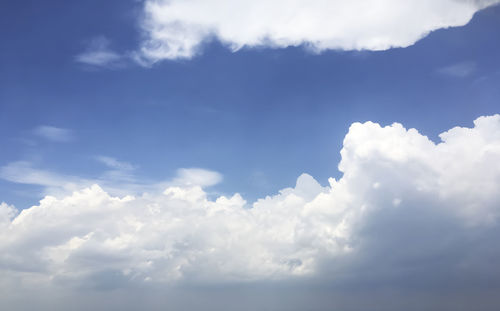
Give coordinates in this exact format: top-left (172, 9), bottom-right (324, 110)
top-left (75, 36), bottom-right (124, 67)
top-left (0, 157), bottom-right (223, 199)
top-left (96, 156), bottom-right (136, 171)
top-left (0, 161), bottom-right (89, 196)
top-left (95, 156), bottom-right (137, 184)
top-left (436, 61), bottom-right (477, 78)
top-left (34, 125), bottom-right (73, 142)
top-left (0, 160), bottom-right (131, 197)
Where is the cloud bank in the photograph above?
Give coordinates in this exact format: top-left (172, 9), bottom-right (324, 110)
top-left (137, 0), bottom-right (500, 62)
top-left (2, 115), bottom-right (500, 309)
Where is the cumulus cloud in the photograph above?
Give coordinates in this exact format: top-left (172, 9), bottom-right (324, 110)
top-left (34, 125), bottom-right (73, 142)
top-left (0, 203), bottom-right (17, 224)
top-left (137, 0), bottom-right (500, 62)
top-left (1, 115), bottom-right (500, 309)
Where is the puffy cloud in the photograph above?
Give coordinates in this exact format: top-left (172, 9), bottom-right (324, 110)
top-left (1, 115), bottom-right (500, 309)
top-left (0, 203), bottom-right (17, 224)
top-left (137, 0), bottom-right (500, 62)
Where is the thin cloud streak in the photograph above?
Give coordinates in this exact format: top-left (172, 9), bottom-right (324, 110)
top-left (34, 125), bottom-right (73, 142)
top-left (437, 61), bottom-right (477, 78)
top-left (76, 36), bottom-right (124, 68)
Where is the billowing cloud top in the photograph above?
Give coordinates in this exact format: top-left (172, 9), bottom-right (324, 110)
top-left (1, 115), bottom-right (500, 297)
top-left (137, 0), bottom-right (500, 62)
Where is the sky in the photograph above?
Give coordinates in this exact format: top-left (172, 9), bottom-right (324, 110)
top-left (1, 1), bottom-right (500, 310)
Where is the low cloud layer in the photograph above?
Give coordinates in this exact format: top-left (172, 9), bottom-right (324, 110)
top-left (1, 115), bottom-right (500, 309)
top-left (137, 0), bottom-right (500, 62)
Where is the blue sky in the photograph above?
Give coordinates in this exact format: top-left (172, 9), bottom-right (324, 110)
top-left (2, 1), bottom-right (500, 208)
top-left (1, 1), bottom-right (500, 310)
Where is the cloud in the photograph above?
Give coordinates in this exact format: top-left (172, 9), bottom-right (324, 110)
top-left (34, 125), bottom-right (73, 142)
top-left (0, 160), bottom-right (222, 200)
top-left (1, 115), bottom-right (500, 309)
top-left (96, 156), bottom-right (136, 171)
top-left (170, 168), bottom-right (223, 187)
top-left (75, 36), bottom-right (123, 67)
top-left (0, 203), bottom-right (17, 224)
top-left (137, 0), bottom-right (500, 62)
top-left (94, 156), bottom-right (138, 183)
top-left (0, 161), bottom-right (88, 196)
top-left (437, 60), bottom-right (477, 77)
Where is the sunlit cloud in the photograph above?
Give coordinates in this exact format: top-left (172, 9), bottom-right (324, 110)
top-left (136, 0), bottom-right (500, 63)
top-left (1, 115), bottom-right (499, 293)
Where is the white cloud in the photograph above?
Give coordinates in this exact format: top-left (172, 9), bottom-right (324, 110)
top-left (170, 168), bottom-right (223, 187)
top-left (94, 156), bottom-right (138, 184)
top-left (0, 203), bottom-right (17, 224)
top-left (137, 0), bottom-right (500, 62)
top-left (76, 36), bottom-right (123, 67)
top-left (0, 160), bottom-right (223, 201)
top-left (96, 156), bottom-right (136, 171)
top-left (34, 125), bottom-right (73, 142)
top-left (0, 161), bottom-right (88, 196)
top-left (437, 61), bottom-right (477, 77)
top-left (1, 114), bottom-right (500, 301)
